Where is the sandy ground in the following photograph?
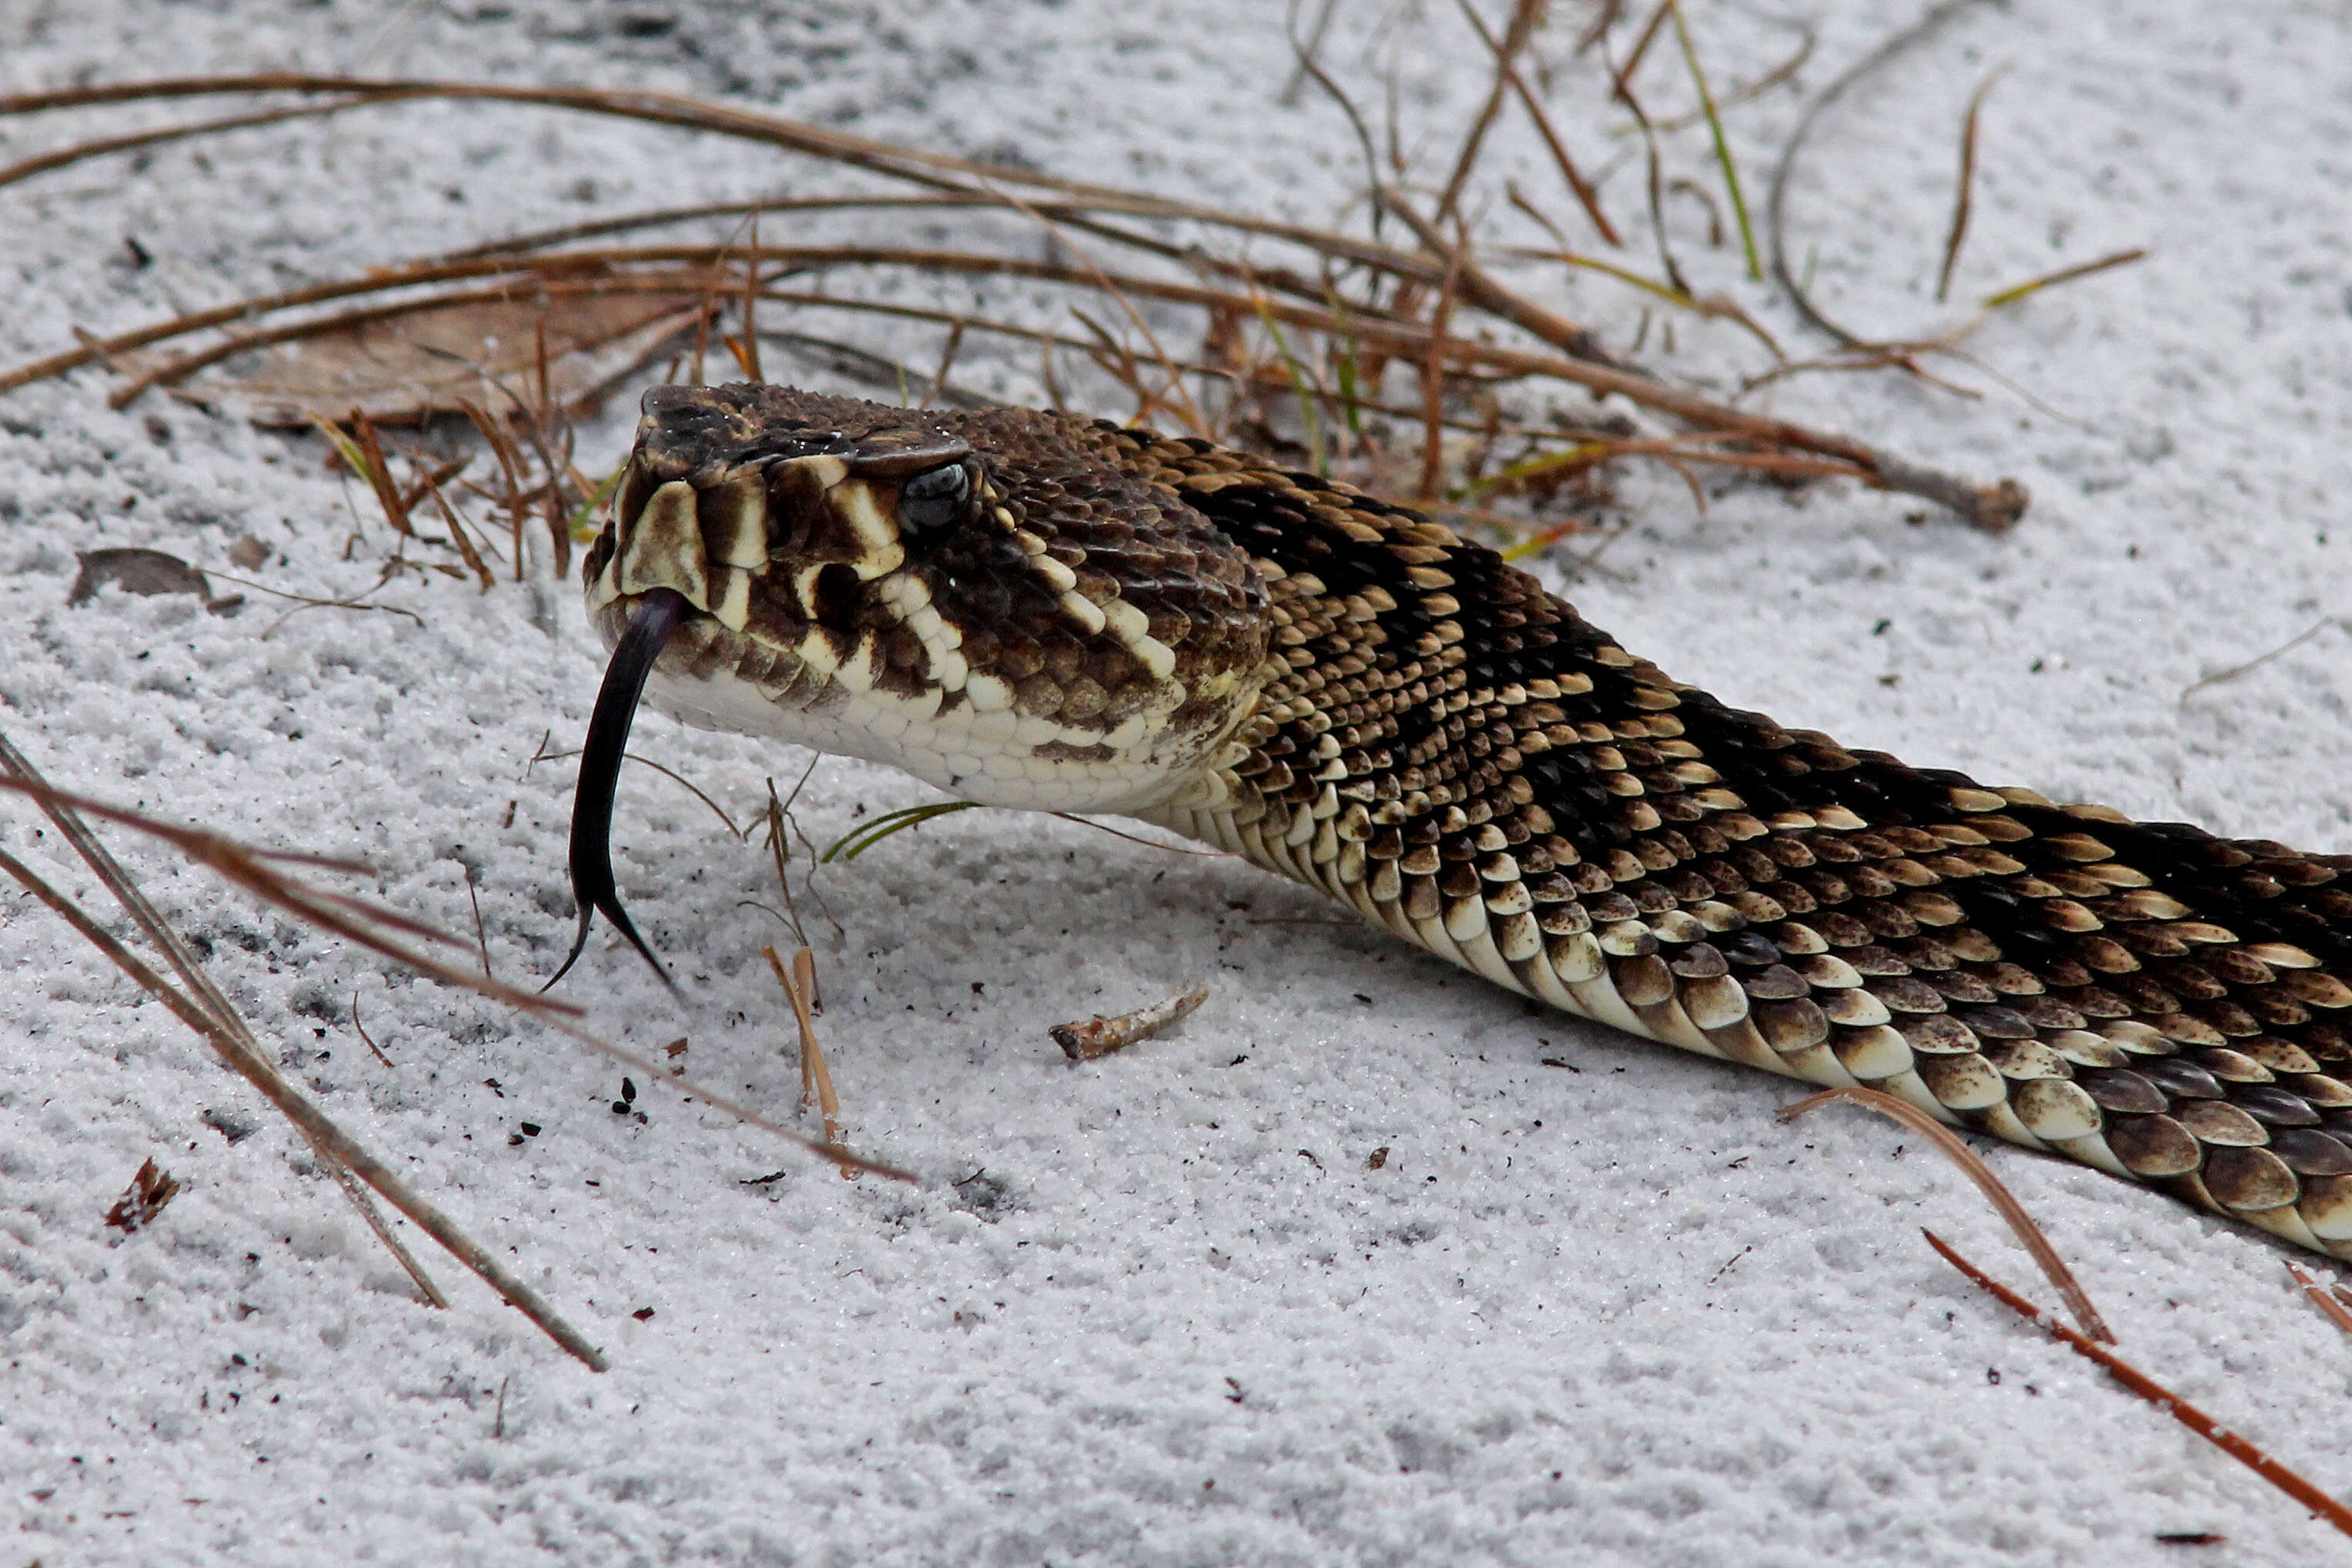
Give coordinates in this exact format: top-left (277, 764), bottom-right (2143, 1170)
top-left (2, 2), bottom-right (2350, 1564)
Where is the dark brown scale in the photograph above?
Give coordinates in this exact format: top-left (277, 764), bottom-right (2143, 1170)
top-left (1088, 420), bottom-right (2352, 1257)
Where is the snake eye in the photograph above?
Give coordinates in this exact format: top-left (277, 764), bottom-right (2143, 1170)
top-left (898, 462), bottom-right (972, 533)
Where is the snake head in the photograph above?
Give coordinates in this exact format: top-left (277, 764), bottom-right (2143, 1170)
top-left (581, 383), bottom-right (1273, 814)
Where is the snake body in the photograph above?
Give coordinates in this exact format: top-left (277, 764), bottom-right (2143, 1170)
top-left (575, 384), bottom-right (2352, 1258)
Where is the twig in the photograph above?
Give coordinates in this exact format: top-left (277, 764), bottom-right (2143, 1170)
top-left (0, 75), bottom-right (2019, 526)
top-left (1925, 1230), bottom-right (2352, 1540)
top-left (463, 863), bottom-right (492, 980)
top-left (0, 768), bottom-right (911, 1183)
top-left (1435, 0), bottom-right (1547, 232)
top-left (1051, 981), bottom-right (1211, 1061)
top-left (1457, 0), bottom-right (1620, 246)
top-left (0, 733), bottom-right (450, 1313)
top-left (1782, 1086), bottom-right (2112, 1343)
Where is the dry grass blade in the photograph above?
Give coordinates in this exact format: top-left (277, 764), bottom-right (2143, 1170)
top-left (0, 75), bottom-right (2026, 526)
top-left (0, 733), bottom-right (450, 1311)
top-left (2179, 617), bottom-right (2340, 703)
top-left (1768, 0), bottom-right (1989, 345)
top-left (0, 834), bottom-right (628, 1362)
top-left (1925, 1229), bottom-right (2352, 1540)
top-left (0, 768), bottom-right (912, 1184)
top-left (764, 944), bottom-right (845, 1168)
top-left (1435, 0), bottom-right (1547, 231)
top-left (2284, 1262), bottom-right (2352, 1339)
top-left (1458, 3), bottom-right (1622, 246)
top-left (532, 740), bottom-right (748, 841)
top-left (1664, 0), bottom-right (1761, 279)
top-left (1979, 246), bottom-right (2148, 309)
top-left (1782, 1085), bottom-right (2112, 1343)
top-left (340, 410), bottom-right (414, 537)
top-left (1935, 66), bottom-right (2007, 303)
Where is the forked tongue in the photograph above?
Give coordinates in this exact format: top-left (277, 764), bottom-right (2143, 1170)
top-left (547, 587), bottom-right (690, 993)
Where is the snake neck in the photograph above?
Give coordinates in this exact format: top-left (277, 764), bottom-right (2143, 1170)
top-left (1102, 426), bottom-right (2352, 1258)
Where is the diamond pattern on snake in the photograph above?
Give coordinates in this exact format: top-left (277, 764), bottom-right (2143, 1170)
top-left (563, 383), bottom-right (2352, 1258)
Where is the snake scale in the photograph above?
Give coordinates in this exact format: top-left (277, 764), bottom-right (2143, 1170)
top-left (566, 383), bottom-right (2352, 1259)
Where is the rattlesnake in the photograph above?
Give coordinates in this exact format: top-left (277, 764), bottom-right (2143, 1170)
top-left (564, 383), bottom-right (2352, 1259)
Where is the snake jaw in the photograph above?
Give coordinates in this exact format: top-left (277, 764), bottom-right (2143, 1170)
top-left (547, 585), bottom-right (691, 994)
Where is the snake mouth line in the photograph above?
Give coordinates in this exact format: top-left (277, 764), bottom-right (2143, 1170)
top-left (547, 586), bottom-right (693, 994)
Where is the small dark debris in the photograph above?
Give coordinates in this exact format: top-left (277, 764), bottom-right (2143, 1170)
top-left (483, 1078), bottom-right (504, 1098)
top-left (519, 1122), bottom-right (540, 1138)
top-left (662, 1038), bottom-right (688, 1058)
top-left (121, 235), bottom-right (152, 268)
top-left (507, 1134), bottom-right (527, 1147)
top-left (950, 1168), bottom-right (1015, 1219)
top-left (1871, 618), bottom-right (1892, 635)
top-left (631, 1307), bottom-right (656, 1321)
top-left (1539, 1056), bottom-right (1581, 1073)
top-left (68, 548), bottom-right (242, 615)
top-left (200, 1108), bottom-right (256, 1145)
top-left (1353, 993), bottom-right (1373, 1005)
top-left (1223, 1377), bottom-right (1244, 1404)
top-left (103, 1158), bottom-right (181, 1233)
top-left (971, 981), bottom-right (985, 995)
top-left (1986, 1368), bottom-right (2002, 1386)
top-left (741, 1169), bottom-right (791, 1186)
top-left (2154, 1534), bottom-right (2225, 1547)
top-left (225, 535), bottom-right (269, 571)
top-left (1226, 1055), bottom-right (1249, 1067)
top-left (1367, 1146), bottom-right (1390, 1170)
top-left (620, 1077), bottom-right (637, 1104)
top-left (610, 1101), bottom-right (631, 1115)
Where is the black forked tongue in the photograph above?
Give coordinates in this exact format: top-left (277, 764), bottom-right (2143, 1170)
top-left (547, 587), bottom-right (690, 995)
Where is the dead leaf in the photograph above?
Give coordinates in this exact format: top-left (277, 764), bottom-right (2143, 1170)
top-left (69, 548), bottom-right (243, 615)
top-left (150, 289), bottom-right (713, 426)
top-left (225, 535), bottom-right (270, 571)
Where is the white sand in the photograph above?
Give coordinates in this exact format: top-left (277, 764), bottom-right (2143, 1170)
top-left (3, 2), bottom-right (2350, 1563)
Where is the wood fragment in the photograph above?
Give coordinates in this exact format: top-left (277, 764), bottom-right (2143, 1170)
top-left (103, 1158), bottom-right (182, 1233)
top-left (1925, 1230), bottom-right (2352, 1541)
top-left (1052, 981), bottom-right (1211, 1061)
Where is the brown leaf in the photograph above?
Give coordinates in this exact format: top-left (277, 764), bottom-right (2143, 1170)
top-left (69, 548), bottom-right (242, 615)
top-left (157, 289), bottom-right (711, 426)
